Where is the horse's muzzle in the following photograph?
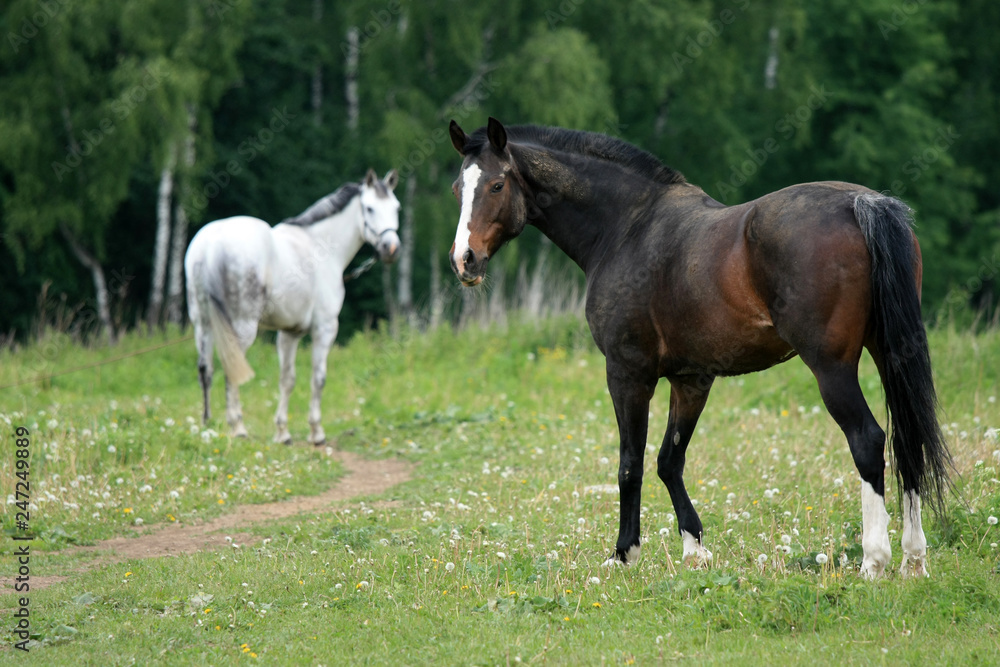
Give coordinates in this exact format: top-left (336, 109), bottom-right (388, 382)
top-left (451, 247), bottom-right (486, 286)
top-left (377, 235), bottom-right (400, 264)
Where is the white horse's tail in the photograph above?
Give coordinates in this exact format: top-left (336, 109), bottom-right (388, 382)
top-left (207, 294), bottom-right (255, 386)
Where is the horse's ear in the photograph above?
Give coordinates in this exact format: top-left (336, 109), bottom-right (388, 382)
top-left (487, 117), bottom-right (507, 153)
top-left (449, 120), bottom-right (468, 155)
top-left (384, 169), bottom-right (399, 191)
top-left (364, 168), bottom-right (377, 187)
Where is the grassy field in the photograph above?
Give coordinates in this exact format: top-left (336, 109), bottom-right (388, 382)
top-left (1, 317), bottom-right (999, 665)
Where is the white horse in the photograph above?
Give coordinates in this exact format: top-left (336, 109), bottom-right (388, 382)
top-left (184, 169), bottom-right (400, 444)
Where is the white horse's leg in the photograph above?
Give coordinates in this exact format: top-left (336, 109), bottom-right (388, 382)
top-left (194, 319), bottom-right (214, 424)
top-left (900, 490), bottom-right (929, 577)
top-left (224, 319), bottom-right (259, 438)
top-left (274, 331), bottom-right (301, 444)
top-left (224, 377), bottom-right (248, 438)
top-left (308, 325), bottom-right (337, 445)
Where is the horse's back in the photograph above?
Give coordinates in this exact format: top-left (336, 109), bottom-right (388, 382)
top-left (185, 216), bottom-right (275, 322)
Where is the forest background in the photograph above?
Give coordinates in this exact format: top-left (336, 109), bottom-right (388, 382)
top-left (1, 0), bottom-right (997, 344)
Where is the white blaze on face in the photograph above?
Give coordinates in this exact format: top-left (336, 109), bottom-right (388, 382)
top-left (453, 164), bottom-right (482, 274)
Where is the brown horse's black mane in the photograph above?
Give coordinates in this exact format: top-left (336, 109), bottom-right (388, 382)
top-left (465, 124), bottom-right (686, 187)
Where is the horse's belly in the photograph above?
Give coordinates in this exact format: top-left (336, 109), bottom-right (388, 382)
top-left (666, 325), bottom-right (796, 378)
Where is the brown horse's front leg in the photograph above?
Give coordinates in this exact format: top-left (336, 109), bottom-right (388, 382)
top-left (658, 377), bottom-right (714, 567)
top-left (603, 361), bottom-right (656, 566)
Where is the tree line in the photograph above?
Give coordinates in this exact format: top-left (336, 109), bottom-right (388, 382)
top-left (1, 0), bottom-right (997, 345)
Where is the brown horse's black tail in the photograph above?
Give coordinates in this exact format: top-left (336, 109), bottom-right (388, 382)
top-left (853, 193), bottom-right (952, 515)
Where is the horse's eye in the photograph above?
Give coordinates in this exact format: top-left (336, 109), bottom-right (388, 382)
top-left (491, 182), bottom-right (504, 193)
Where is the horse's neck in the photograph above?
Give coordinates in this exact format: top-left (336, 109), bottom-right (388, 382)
top-left (302, 205), bottom-right (366, 272)
top-left (514, 146), bottom-right (655, 274)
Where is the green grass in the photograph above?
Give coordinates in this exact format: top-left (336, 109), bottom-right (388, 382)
top-left (1, 318), bottom-right (999, 664)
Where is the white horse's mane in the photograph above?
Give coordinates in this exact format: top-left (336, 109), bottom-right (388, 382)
top-left (281, 183), bottom-right (361, 226)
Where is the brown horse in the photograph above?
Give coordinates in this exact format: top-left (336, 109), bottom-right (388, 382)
top-left (447, 117), bottom-right (951, 578)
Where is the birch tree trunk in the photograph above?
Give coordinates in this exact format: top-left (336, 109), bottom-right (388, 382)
top-left (396, 174), bottom-right (417, 326)
top-left (382, 263), bottom-right (397, 334)
top-left (345, 27), bottom-right (359, 131)
top-left (147, 145), bottom-right (176, 333)
top-left (61, 224), bottom-right (116, 345)
top-left (56, 95), bottom-right (115, 345)
top-left (311, 0), bottom-right (324, 127)
top-left (764, 26), bottom-right (780, 90)
top-left (166, 108), bottom-right (197, 327)
top-left (429, 238), bottom-right (443, 329)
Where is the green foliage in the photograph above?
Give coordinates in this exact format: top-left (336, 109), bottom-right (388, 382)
top-left (1, 0), bottom-right (998, 341)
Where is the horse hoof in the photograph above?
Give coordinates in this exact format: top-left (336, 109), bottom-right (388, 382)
top-left (900, 555), bottom-right (930, 578)
top-left (860, 559), bottom-right (886, 580)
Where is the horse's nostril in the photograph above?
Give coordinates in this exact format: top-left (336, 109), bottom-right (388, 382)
top-left (463, 248), bottom-right (474, 266)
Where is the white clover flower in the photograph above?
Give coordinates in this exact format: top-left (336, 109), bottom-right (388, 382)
top-left (816, 553), bottom-right (829, 564)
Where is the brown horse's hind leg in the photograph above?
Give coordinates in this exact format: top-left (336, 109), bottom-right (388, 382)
top-left (805, 356), bottom-right (891, 578)
top-left (866, 345), bottom-right (930, 578)
top-left (656, 377), bottom-right (713, 567)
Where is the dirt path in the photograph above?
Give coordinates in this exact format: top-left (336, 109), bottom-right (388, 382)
top-left (1, 450), bottom-right (413, 593)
